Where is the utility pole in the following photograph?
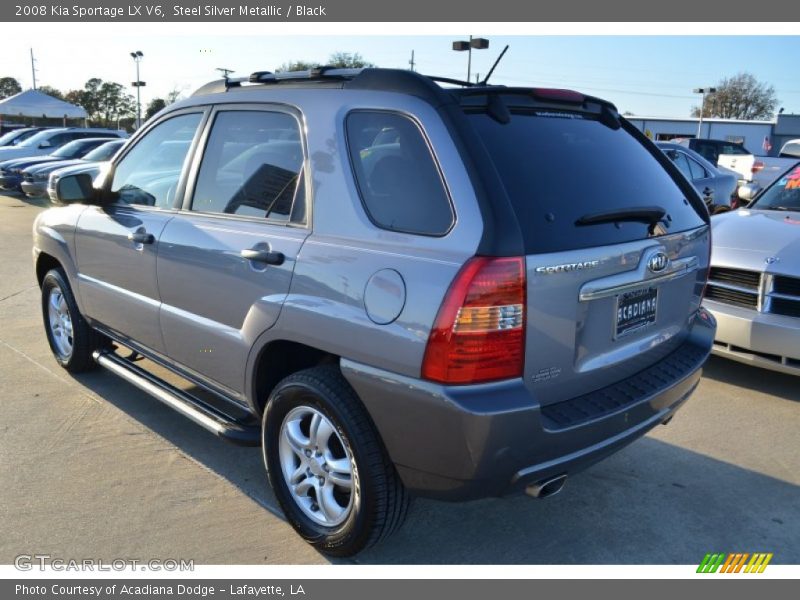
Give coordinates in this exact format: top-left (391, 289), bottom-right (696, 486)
top-left (408, 50), bottom-right (416, 72)
top-left (30, 48), bottom-right (37, 90)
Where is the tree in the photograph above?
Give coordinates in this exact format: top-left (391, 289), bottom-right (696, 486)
top-left (166, 86), bottom-right (185, 104)
top-left (691, 72), bottom-right (778, 120)
top-left (0, 77), bottom-right (22, 99)
top-left (37, 85), bottom-right (65, 100)
top-left (275, 60), bottom-right (319, 73)
top-left (327, 52), bottom-right (374, 68)
top-left (145, 98), bottom-right (166, 120)
top-left (68, 78), bottom-right (136, 127)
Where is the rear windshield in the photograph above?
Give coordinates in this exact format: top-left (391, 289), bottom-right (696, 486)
top-left (468, 111), bottom-right (705, 253)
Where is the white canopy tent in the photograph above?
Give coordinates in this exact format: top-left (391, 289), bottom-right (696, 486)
top-left (0, 89), bottom-right (87, 125)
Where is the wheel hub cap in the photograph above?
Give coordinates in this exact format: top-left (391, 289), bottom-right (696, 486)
top-left (278, 406), bottom-right (357, 527)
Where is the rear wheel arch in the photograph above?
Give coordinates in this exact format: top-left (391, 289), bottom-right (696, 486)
top-left (250, 339), bottom-right (339, 415)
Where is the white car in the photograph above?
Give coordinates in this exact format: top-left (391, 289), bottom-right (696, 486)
top-left (0, 127), bottom-right (126, 162)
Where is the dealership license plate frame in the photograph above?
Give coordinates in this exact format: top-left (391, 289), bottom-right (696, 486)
top-left (614, 287), bottom-right (658, 339)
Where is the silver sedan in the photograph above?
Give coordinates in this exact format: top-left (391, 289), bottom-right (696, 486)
top-left (703, 163), bottom-right (800, 375)
top-left (657, 142), bottom-right (739, 212)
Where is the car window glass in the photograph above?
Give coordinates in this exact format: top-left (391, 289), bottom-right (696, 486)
top-left (346, 111), bottom-right (454, 236)
top-left (191, 111), bottom-right (304, 222)
top-left (110, 113), bottom-right (202, 208)
top-left (667, 150), bottom-right (693, 180)
top-left (687, 156), bottom-right (707, 179)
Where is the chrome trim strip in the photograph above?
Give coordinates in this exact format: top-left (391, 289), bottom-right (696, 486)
top-left (579, 256), bottom-right (699, 302)
top-left (706, 280), bottom-right (760, 295)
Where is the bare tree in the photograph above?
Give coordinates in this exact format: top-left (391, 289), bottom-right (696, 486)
top-left (691, 72), bottom-right (778, 120)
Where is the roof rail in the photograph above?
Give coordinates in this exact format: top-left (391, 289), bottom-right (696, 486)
top-left (249, 66), bottom-right (364, 83)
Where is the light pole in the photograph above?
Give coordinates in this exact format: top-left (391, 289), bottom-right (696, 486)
top-left (452, 36), bottom-right (489, 83)
top-left (130, 51), bottom-right (145, 129)
top-left (693, 87), bottom-right (716, 139)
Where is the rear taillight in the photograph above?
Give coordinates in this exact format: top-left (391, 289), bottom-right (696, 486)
top-left (422, 256), bottom-right (526, 385)
top-left (752, 161), bottom-right (765, 174)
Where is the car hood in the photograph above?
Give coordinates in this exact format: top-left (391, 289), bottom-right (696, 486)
top-left (711, 208), bottom-right (800, 276)
top-left (25, 159), bottom-right (85, 174)
top-left (50, 161), bottom-right (102, 179)
top-left (0, 155), bottom-right (58, 170)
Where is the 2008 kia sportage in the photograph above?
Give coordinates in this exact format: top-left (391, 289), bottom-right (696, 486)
top-left (33, 67), bottom-right (715, 556)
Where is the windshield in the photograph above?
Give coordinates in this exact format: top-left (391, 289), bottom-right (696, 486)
top-left (52, 140), bottom-right (91, 158)
top-left (468, 110), bottom-right (705, 253)
top-left (18, 129), bottom-right (67, 148)
top-left (0, 130), bottom-right (31, 146)
top-left (83, 141), bottom-right (123, 162)
top-left (750, 165), bottom-right (800, 212)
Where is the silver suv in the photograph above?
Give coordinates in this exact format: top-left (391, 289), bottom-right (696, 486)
top-left (33, 68), bottom-right (715, 556)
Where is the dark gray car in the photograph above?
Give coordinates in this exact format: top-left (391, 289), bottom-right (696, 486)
top-left (32, 68), bottom-right (715, 556)
top-left (657, 141), bottom-right (738, 210)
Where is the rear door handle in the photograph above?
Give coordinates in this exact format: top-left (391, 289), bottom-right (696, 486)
top-left (127, 231), bottom-right (155, 244)
top-left (240, 248), bottom-right (285, 266)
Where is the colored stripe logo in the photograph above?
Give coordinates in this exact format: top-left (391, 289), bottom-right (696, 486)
top-left (697, 552), bottom-right (773, 573)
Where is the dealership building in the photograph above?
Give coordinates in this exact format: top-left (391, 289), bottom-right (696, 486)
top-left (627, 113), bottom-right (800, 157)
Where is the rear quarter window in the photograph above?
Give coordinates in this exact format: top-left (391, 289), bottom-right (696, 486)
top-left (345, 111), bottom-right (454, 236)
top-left (468, 110), bottom-right (706, 253)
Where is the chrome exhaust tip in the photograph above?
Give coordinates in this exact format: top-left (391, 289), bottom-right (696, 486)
top-left (525, 474), bottom-right (567, 499)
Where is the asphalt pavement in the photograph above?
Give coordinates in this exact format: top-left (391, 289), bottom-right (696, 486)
top-left (1, 193), bottom-right (798, 565)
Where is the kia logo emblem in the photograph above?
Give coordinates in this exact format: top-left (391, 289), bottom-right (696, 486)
top-left (647, 252), bottom-right (669, 273)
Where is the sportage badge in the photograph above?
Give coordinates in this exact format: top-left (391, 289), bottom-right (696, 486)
top-left (647, 252), bottom-right (669, 273)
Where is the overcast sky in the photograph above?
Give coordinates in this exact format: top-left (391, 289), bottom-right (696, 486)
top-left (1, 33), bottom-right (798, 118)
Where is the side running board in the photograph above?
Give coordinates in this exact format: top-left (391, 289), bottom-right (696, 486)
top-left (92, 350), bottom-right (260, 446)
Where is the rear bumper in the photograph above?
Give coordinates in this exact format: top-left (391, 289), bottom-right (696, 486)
top-left (705, 299), bottom-right (800, 375)
top-left (343, 309), bottom-right (715, 501)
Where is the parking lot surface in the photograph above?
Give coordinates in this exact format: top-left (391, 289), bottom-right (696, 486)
top-left (1, 193), bottom-right (798, 564)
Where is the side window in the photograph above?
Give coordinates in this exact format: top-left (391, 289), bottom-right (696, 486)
top-left (666, 150), bottom-right (693, 180)
top-left (110, 113), bottom-right (202, 208)
top-left (694, 142), bottom-right (716, 163)
top-left (345, 111), bottom-right (454, 236)
top-left (687, 157), bottom-right (707, 180)
top-left (47, 133), bottom-right (71, 147)
top-left (191, 111), bottom-right (304, 222)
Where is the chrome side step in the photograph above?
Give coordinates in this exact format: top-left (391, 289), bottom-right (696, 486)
top-left (93, 350), bottom-right (260, 446)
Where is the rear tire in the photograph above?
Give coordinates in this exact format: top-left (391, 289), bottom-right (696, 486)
top-left (41, 268), bottom-right (103, 373)
top-left (262, 365), bottom-right (410, 556)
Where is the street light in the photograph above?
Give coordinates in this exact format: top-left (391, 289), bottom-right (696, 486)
top-left (452, 36), bottom-right (489, 83)
top-left (130, 51), bottom-right (145, 129)
top-left (693, 87), bottom-right (716, 139)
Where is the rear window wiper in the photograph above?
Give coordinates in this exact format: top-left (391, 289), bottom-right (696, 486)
top-left (575, 206), bottom-right (667, 227)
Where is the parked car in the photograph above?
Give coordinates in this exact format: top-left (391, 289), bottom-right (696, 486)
top-left (717, 150), bottom-right (799, 191)
top-left (33, 68), bottom-right (715, 556)
top-left (22, 139), bottom-right (126, 198)
top-left (657, 142), bottom-right (738, 211)
top-left (0, 127), bottom-right (126, 163)
top-left (704, 163), bottom-right (800, 375)
top-left (0, 138), bottom-right (121, 192)
top-left (778, 139), bottom-right (800, 159)
top-left (674, 137), bottom-right (751, 165)
top-left (0, 127), bottom-right (48, 148)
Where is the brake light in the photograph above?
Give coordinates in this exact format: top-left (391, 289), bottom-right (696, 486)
top-left (530, 88), bottom-right (585, 103)
top-left (752, 161), bottom-right (765, 174)
top-left (422, 257), bottom-right (526, 385)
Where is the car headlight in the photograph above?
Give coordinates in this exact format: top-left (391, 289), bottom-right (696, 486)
top-left (11, 168), bottom-right (21, 174)
top-left (34, 172), bottom-right (49, 181)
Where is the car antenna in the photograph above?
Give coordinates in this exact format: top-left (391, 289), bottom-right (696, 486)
top-left (481, 45), bottom-right (509, 86)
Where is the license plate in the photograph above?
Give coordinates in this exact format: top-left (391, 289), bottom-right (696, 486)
top-left (615, 287), bottom-right (658, 338)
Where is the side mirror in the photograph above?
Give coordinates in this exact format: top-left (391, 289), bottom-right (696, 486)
top-left (38, 141), bottom-right (52, 149)
top-left (737, 184), bottom-right (759, 204)
top-left (54, 173), bottom-right (98, 205)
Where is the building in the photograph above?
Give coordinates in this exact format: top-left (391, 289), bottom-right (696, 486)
top-left (626, 113), bottom-right (800, 157)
